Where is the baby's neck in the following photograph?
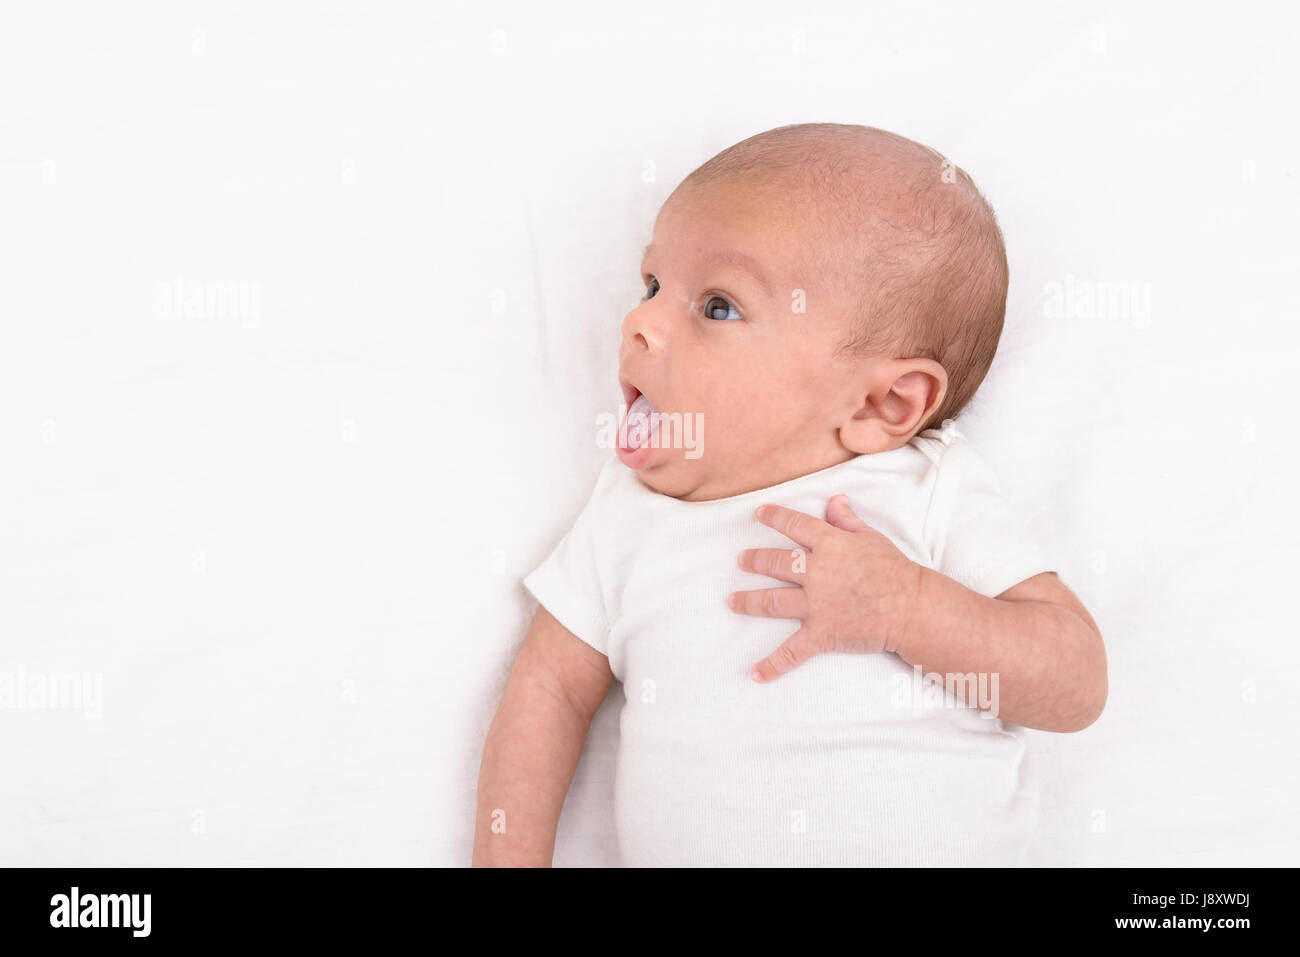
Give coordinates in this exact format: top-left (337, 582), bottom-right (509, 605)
top-left (668, 445), bottom-right (862, 503)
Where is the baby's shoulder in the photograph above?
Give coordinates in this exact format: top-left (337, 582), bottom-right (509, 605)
top-left (906, 419), bottom-right (1010, 496)
top-left (909, 417), bottom-right (968, 468)
top-left (826, 419), bottom-right (971, 496)
top-left (905, 420), bottom-right (1029, 533)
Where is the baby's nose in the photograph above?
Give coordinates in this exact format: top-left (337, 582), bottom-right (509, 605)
top-left (621, 304), bottom-right (662, 353)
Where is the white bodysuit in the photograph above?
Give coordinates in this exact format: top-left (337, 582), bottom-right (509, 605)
top-left (523, 420), bottom-right (1058, 866)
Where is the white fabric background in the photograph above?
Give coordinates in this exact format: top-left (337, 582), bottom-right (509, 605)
top-left (1, 0), bottom-right (1296, 866)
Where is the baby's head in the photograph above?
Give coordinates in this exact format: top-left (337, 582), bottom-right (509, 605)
top-left (617, 123), bottom-right (1008, 501)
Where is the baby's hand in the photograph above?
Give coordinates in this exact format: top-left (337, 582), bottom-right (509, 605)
top-left (728, 495), bottom-right (924, 682)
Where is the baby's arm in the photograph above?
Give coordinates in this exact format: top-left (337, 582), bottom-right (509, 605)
top-left (472, 606), bottom-right (613, 866)
top-left (894, 567), bottom-right (1105, 732)
top-left (730, 497), bottom-right (1106, 732)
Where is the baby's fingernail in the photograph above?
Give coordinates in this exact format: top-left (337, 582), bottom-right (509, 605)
top-left (726, 594), bottom-right (737, 608)
top-left (750, 669), bottom-right (763, 683)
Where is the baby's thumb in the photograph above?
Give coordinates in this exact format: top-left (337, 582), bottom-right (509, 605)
top-left (826, 494), bottom-right (868, 532)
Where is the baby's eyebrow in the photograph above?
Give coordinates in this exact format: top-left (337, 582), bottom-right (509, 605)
top-left (641, 243), bottom-right (775, 299)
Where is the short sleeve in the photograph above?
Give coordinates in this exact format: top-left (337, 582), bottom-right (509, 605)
top-left (521, 465), bottom-right (614, 657)
top-left (920, 430), bottom-right (1058, 598)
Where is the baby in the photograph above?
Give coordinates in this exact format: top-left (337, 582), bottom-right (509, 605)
top-left (473, 123), bottom-right (1107, 867)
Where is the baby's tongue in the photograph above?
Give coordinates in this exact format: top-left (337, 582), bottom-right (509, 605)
top-left (622, 394), bottom-right (658, 451)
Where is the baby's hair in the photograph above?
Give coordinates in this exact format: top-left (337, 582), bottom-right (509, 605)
top-left (677, 123), bottom-right (1009, 430)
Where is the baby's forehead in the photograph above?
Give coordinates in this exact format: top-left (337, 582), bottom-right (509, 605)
top-left (659, 172), bottom-right (853, 252)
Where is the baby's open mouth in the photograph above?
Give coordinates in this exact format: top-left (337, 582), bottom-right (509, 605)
top-left (618, 381), bottom-right (660, 458)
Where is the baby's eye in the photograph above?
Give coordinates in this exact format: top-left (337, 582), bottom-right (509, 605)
top-left (643, 276), bottom-right (660, 300)
top-left (704, 295), bottom-right (740, 321)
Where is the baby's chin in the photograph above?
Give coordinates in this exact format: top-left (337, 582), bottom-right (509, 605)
top-left (619, 446), bottom-right (744, 501)
top-left (627, 442), bottom-right (860, 502)
top-left (627, 455), bottom-right (711, 500)
top-left (627, 455), bottom-right (765, 503)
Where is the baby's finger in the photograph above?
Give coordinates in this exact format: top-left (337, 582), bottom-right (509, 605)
top-left (726, 586), bottom-right (809, 620)
top-left (825, 493), bottom-right (869, 533)
top-left (738, 547), bottom-right (806, 584)
top-left (755, 504), bottom-right (828, 549)
top-left (750, 628), bottom-right (819, 683)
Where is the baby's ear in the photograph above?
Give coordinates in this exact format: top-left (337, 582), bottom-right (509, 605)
top-left (838, 359), bottom-right (947, 454)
